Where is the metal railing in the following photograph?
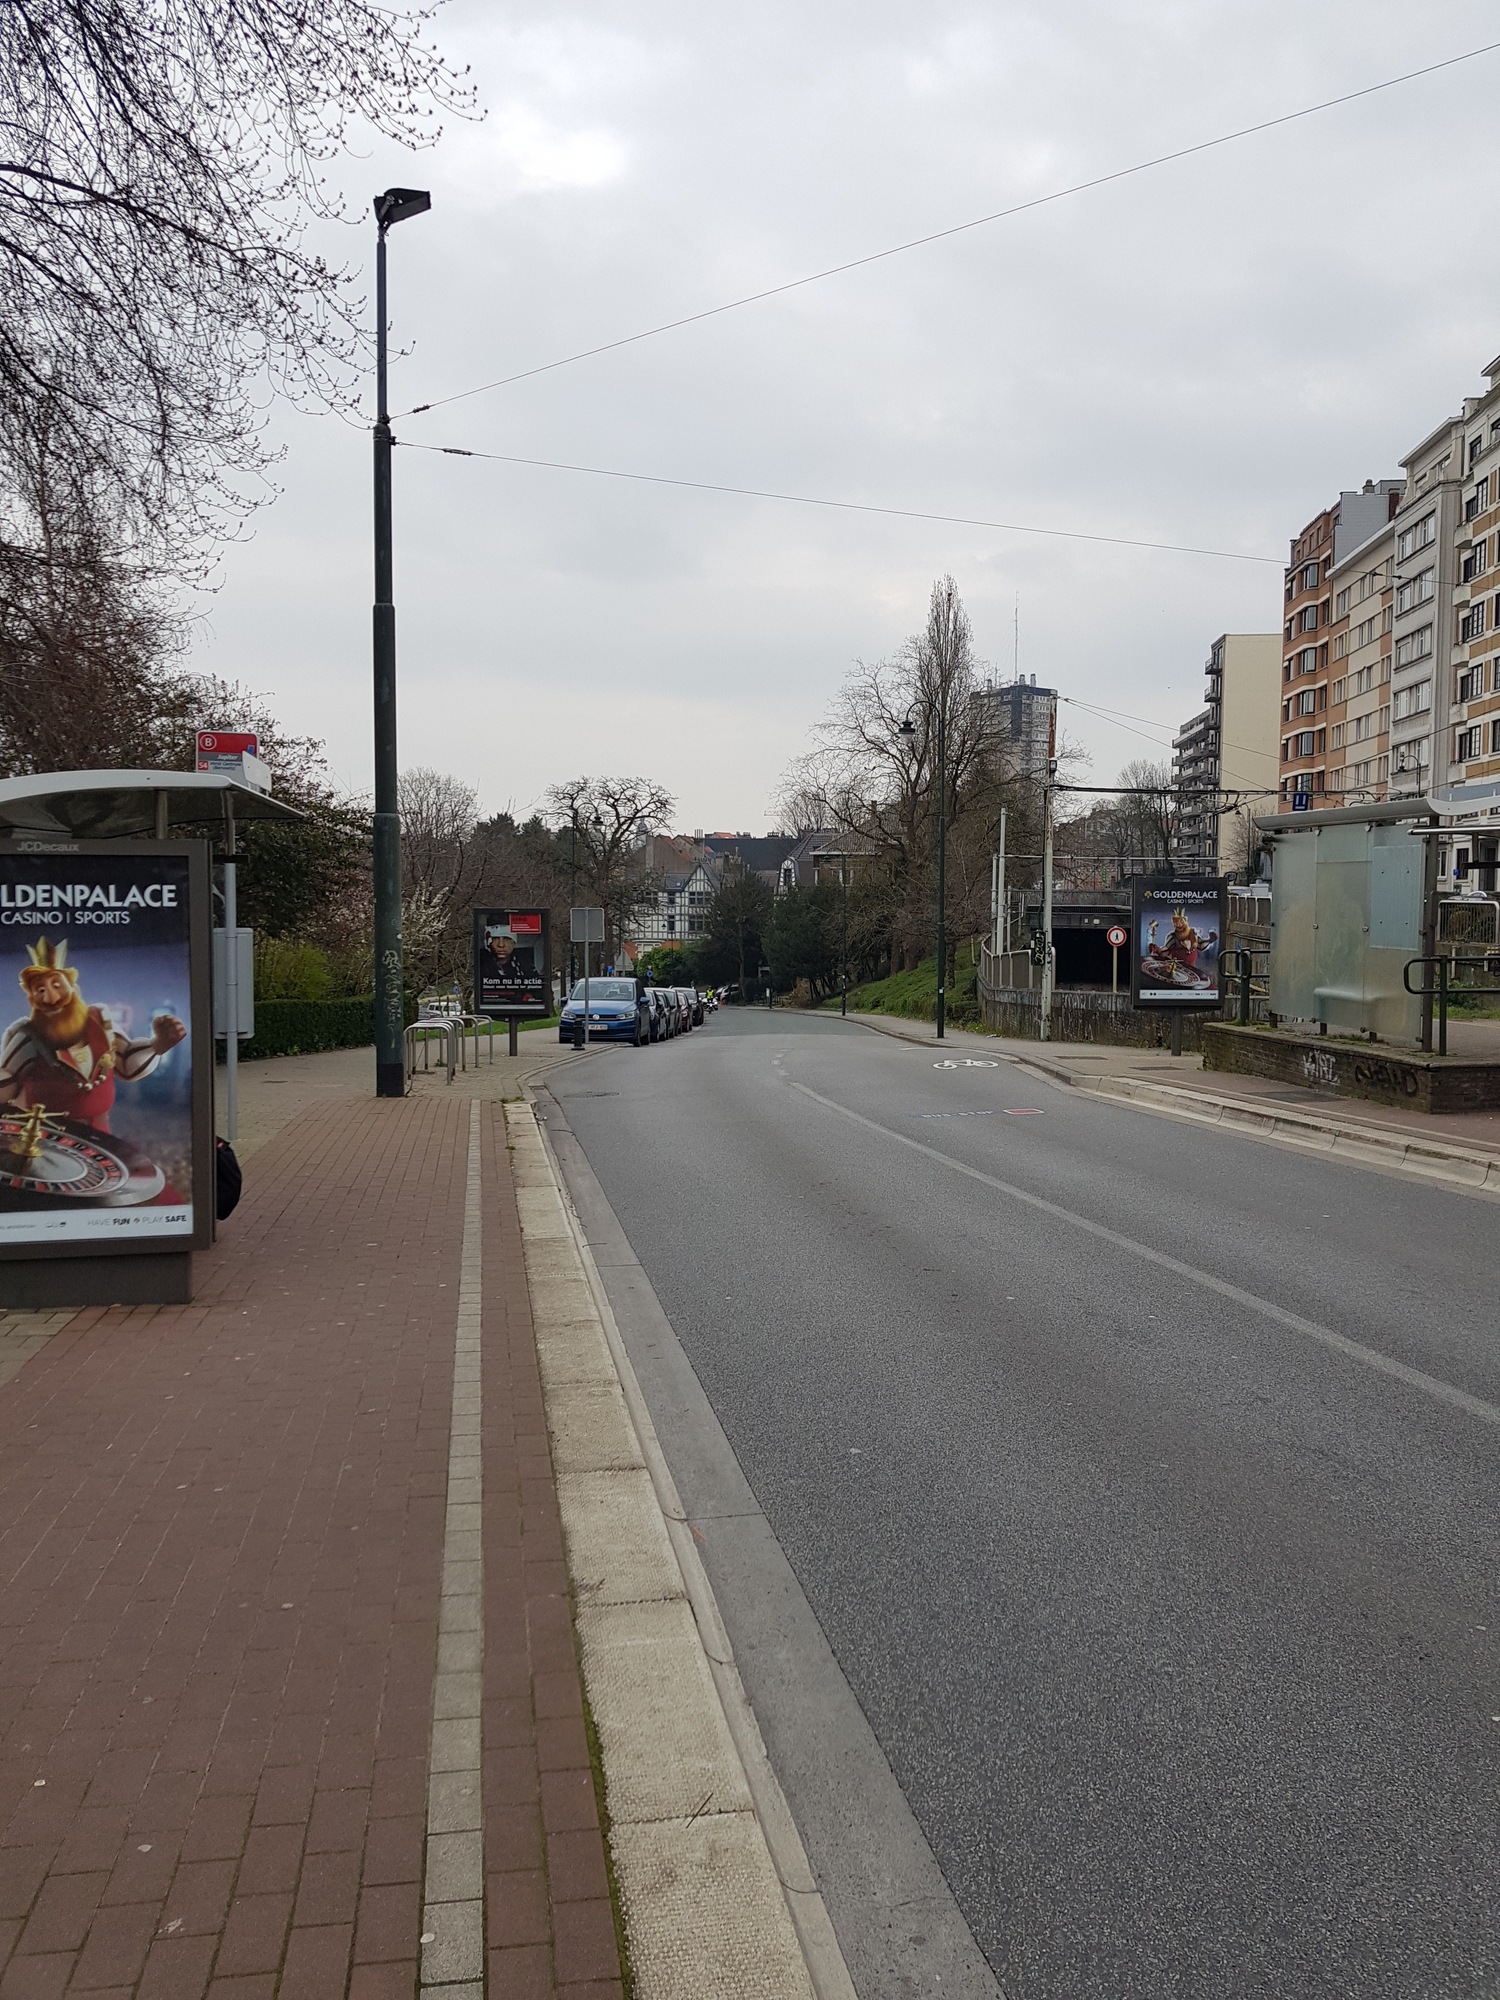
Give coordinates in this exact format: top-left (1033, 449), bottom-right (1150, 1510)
top-left (1403, 954), bottom-right (1500, 1057)
top-left (1219, 943), bottom-right (1270, 1026)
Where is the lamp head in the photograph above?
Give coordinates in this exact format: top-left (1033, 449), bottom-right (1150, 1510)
top-left (375, 188), bottom-right (432, 231)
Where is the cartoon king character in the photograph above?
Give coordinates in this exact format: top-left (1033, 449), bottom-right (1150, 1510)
top-left (0, 936), bottom-right (187, 1134)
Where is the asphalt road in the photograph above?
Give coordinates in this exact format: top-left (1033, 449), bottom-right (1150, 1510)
top-left (545, 1008), bottom-right (1499, 2000)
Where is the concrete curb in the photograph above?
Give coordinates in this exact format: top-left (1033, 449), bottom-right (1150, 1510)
top-left (505, 1099), bottom-right (854, 2000)
top-left (844, 1013), bottom-right (1500, 1199)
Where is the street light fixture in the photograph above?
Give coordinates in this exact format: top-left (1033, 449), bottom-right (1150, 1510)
top-left (900, 696), bottom-right (947, 1040)
top-left (372, 185), bottom-right (431, 1099)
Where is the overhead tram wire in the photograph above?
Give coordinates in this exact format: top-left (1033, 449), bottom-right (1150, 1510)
top-left (392, 438), bottom-right (1281, 565)
top-left (396, 40), bottom-right (1500, 423)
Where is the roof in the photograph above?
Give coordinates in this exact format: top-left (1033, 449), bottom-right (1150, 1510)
top-left (0, 770), bottom-right (306, 839)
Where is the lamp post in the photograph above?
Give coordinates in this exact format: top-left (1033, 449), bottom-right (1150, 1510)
top-left (372, 186), bottom-right (431, 1098)
top-left (900, 687), bottom-right (947, 1040)
top-left (840, 851), bottom-right (848, 1017)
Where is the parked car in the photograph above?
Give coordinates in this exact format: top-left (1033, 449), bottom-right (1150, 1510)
top-left (671, 987), bottom-right (694, 1033)
top-left (685, 986), bottom-right (706, 1026)
top-left (645, 986), bottom-right (674, 1041)
top-left (558, 977), bottom-right (650, 1045)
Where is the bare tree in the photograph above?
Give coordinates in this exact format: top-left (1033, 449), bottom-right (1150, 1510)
top-left (543, 776), bottom-right (675, 965)
top-left (398, 767), bottom-right (483, 989)
top-left (0, 0), bottom-right (475, 571)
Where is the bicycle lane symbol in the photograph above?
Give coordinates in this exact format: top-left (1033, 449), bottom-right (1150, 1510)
top-left (933, 1058), bottom-right (1000, 1068)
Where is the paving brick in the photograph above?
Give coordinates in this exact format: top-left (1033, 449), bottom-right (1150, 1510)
top-left (552, 1899), bottom-right (625, 1987)
top-left (276, 1923), bottom-right (352, 2000)
top-left (67, 1900), bottom-right (157, 1990)
top-left (209, 1895), bottom-right (291, 1979)
top-left (545, 1830), bottom-right (610, 1906)
top-left (488, 1869), bottom-right (550, 1949)
top-left (347, 1961), bottom-right (417, 2000)
top-left (0, 1088), bottom-right (624, 2000)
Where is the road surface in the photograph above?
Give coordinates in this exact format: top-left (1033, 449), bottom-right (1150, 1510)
top-left (541, 1008), bottom-right (1498, 2000)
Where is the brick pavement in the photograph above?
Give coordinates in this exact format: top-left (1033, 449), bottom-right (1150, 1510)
top-left (0, 1081), bottom-right (620, 1998)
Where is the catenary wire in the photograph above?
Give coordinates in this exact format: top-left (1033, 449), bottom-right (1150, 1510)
top-left (397, 40), bottom-right (1500, 422)
top-left (393, 438), bottom-right (1281, 564)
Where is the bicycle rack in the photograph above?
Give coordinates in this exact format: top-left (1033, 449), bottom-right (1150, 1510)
top-left (403, 1019), bottom-right (458, 1084)
top-left (1403, 954), bottom-right (1500, 1057)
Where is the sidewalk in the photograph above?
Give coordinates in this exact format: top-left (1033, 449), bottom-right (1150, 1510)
top-left (0, 1046), bottom-right (620, 1998)
top-left (839, 1009), bottom-right (1500, 1166)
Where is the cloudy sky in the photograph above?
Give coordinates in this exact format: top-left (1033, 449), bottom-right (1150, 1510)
top-left (194, 0), bottom-right (1500, 833)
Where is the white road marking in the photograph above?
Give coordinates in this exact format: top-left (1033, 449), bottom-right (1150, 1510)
top-left (790, 1080), bottom-right (1500, 1429)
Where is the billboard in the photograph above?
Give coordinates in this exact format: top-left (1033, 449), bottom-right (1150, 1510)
top-left (0, 843), bottom-right (211, 1255)
top-left (473, 909), bottom-right (549, 1016)
top-left (1131, 878), bottom-right (1227, 1008)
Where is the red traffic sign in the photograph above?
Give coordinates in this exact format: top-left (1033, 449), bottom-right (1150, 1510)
top-left (1107, 925), bottom-right (1128, 948)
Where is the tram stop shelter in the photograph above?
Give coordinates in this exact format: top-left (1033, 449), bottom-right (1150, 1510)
top-left (0, 769), bottom-right (303, 1308)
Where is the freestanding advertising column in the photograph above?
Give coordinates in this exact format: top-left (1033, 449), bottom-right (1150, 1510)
top-left (0, 839), bottom-right (213, 1306)
top-left (1130, 876), bottom-right (1229, 1050)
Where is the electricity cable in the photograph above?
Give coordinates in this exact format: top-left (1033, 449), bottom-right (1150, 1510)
top-left (393, 437), bottom-right (1280, 564)
top-left (398, 40), bottom-right (1500, 421)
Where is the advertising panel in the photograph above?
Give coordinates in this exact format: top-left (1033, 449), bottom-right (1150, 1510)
top-left (196, 731), bottom-right (258, 774)
top-left (1131, 877), bottom-right (1227, 1008)
top-left (0, 843), bottom-right (210, 1252)
top-left (473, 909), bottom-right (549, 1016)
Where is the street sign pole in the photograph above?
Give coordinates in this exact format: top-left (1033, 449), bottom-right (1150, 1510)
top-left (1107, 923), bottom-right (1127, 997)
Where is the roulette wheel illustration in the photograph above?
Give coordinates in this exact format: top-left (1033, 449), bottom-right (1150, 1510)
top-left (0, 1103), bottom-right (166, 1207)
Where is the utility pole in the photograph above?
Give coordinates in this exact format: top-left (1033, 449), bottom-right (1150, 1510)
top-left (1039, 707), bottom-right (1057, 1041)
top-left (840, 853), bottom-right (848, 1017)
top-left (935, 679), bottom-right (948, 1041)
top-left (371, 186), bottom-right (430, 1098)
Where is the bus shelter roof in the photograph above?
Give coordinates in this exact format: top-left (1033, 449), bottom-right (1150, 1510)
top-left (0, 770), bottom-right (305, 840)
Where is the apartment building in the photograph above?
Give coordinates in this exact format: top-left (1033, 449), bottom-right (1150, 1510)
top-left (1279, 500), bottom-right (1337, 805)
top-left (1279, 486), bottom-right (1403, 807)
top-left (975, 675), bottom-right (1058, 785)
top-left (1445, 356), bottom-right (1500, 803)
top-left (1171, 634), bottom-right (1280, 870)
top-left (1326, 482), bottom-right (1402, 799)
top-left (1388, 416), bottom-right (1464, 798)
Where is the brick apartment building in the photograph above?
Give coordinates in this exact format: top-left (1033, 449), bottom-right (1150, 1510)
top-left (1279, 485), bottom-right (1402, 808)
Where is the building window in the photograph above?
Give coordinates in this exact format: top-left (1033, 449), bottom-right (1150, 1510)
top-left (1394, 626), bottom-right (1432, 668)
top-left (1392, 679), bottom-right (1432, 721)
top-left (1298, 647), bottom-right (1317, 674)
top-left (1458, 664), bottom-right (1484, 703)
top-left (1335, 587), bottom-right (1350, 618)
top-left (1295, 731), bottom-right (1316, 757)
top-left (1302, 564), bottom-right (1319, 590)
top-left (1391, 738), bottom-right (1430, 774)
top-left (1331, 723), bottom-right (1344, 750)
top-left (1331, 676), bottom-right (1346, 705)
top-left (1461, 602), bottom-right (1487, 642)
top-left (1457, 726), bottom-right (1482, 760)
top-left (1297, 604), bottom-right (1317, 633)
top-left (1297, 687), bottom-right (1316, 716)
top-left (1396, 514), bottom-right (1436, 561)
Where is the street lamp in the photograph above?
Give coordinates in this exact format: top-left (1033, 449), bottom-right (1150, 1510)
top-left (900, 693), bottom-right (947, 1040)
top-left (372, 185), bottom-right (431, 1099)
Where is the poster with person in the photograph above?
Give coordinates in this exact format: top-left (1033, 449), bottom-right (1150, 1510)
top-left (473, 909), bottom-right (549, 1015)
top-left (0, 846), bottom-right (204, 1245)
top-left (1131, 878), bottom-right (1227, 1007)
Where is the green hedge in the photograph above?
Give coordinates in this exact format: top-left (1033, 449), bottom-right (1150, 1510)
top-left (220, 994), bottom-right (416, 1061)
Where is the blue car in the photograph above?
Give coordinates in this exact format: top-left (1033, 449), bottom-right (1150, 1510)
top-left (558, 977), bottom-right (651, 1046)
